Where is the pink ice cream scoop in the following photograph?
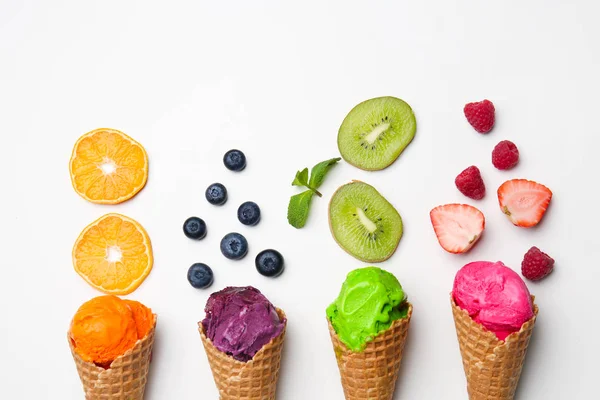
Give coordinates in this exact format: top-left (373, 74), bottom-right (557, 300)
top-left (452, 261), bottom-right (534, 340)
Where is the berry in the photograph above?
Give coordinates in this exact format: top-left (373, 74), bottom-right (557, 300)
top-left (187, 263), bottom-right (214, 288)
top-left (183, 217), bottom-right (207, 240)
top-left (492, 140), bottom-right (519, 170)
top-left (220, 232), bottom-right (248, 260)
top-left (255, 249), bottom-right (285, 277)
top-left (223, 149), bottom-right (246, 171)
top-left (522, 246), bottom-right (555, 281)
top-left (238, 201), bottom-right (261, 226)
top-left (430, 204), bottom-right (485, 254)
top-left (497, 179), bottom-right (552, 228)
top-left (205, 183), bottom-right (227, 205)
top-left (455, 166), bottom-right (485, 200)
top-left (464, 99), bottom-right (495, 133)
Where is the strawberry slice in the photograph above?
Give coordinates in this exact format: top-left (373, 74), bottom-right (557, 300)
top-left (497, 179), bottom-right (552, 228)
top-left (430, 204), bottom-right (485, 254)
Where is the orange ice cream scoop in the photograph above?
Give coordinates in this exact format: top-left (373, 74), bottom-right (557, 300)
top-left (124, 299), bottom-right (154, 339)
top-left (69, 295), bottom-right (138, 366)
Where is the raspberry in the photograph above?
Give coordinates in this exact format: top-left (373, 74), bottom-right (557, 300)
top-left (521, 246), bottom-right (554, 281)
top-left (455, 166), bottom-right (485, 200)
top-left (464, 99), bottom-right (495, 133)
top-left (492, 140), bottom-right (519, 170)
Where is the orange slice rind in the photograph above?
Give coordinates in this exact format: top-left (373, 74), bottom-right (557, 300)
top-left (69, 128), bottom-right (149, 204)
top-left (73, 213), bottom-right (153, 295)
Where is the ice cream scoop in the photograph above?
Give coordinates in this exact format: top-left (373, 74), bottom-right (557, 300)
top-left (202, 286), bottom-right (286, 362)
top-left (69, 295), bottom-right (153, 366)
top-left (453, 261), bottom-right (534, 340)
top-left (327, 267), bottom-right (409, 351)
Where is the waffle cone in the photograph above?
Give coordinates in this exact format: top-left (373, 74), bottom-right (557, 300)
top-left (328, 303), bottom-right (413, 400)
top-left (451, 295), bottom-right (538, 400)
top-left (69, 315), bottom-right (157, 400)
top-left (199, 308), bottom-right (286, 400)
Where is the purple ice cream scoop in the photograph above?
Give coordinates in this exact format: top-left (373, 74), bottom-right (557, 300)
top-left (202, 286), bottom-right (286, 362)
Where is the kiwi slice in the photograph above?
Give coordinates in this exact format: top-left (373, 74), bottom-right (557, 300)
top-left (329, 181), bottom-right (403, 262)
top-left (338, 96), bottom-right (416, 171)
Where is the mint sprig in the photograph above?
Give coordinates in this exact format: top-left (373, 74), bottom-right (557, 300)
top-left (287, 157), bottom-right (341, 229)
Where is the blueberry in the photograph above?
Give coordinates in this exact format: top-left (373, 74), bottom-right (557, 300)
top-left (187, 263), bottom-right (214, 288)
top-left (238, 201), bottom-right (261, 226)
top-left (183, 217), bottom-right (207, 240)
top-left (205, 183), bottom-right (227, 205)
top-left (220, 232), bottom-right (248, 260)
top-left (255, 249), bottom-right (284, 277)
top-left (223, 149), bottom-right (246, 171)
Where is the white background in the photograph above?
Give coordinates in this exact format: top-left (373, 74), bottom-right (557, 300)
top-left (1, 1), bottom-right (598, 399)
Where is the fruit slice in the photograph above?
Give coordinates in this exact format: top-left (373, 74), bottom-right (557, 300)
top-left (69, 128), bottom-right (149, 204)
top-left (498, 179), bottom-right (553, 228)
top-left (338, 97), bottom-right (416, 171)
top-left (73, 213), bottom-right (153, 295)
top-left (329, 181), bottom-right (403, 262)
top-left (430, 204), bottom-right (485, 254)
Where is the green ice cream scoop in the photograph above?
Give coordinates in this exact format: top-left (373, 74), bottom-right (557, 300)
top-left (326, 267), bottom-right (408, 352)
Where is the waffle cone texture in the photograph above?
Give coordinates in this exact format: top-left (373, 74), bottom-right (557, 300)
top-left (199, 308), bottom-right (287, 400)
top-left (451, 295), bottom-right (538, 400)
top-left (328, 303), bottom-right (413, 400)
top-left (69, 315), bottom-right (157, 400)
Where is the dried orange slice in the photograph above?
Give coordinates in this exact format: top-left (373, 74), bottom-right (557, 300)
top-left (73, 213), bottom-right (153, 295)
top-left (69, 128), bottom-right (149, 204)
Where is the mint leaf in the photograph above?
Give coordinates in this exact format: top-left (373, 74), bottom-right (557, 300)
top-left (287, 190), bottom-right (314, 228)
top-left (291, 167), bottom-right (322, 197)
top-left (292, 168), bottom-right (309, 186)
top-left (309, 157), bottom-right (341, 189)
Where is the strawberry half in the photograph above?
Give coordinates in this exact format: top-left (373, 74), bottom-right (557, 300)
top-left (430, 204), bottom-right (485, 254)
top-left (497, 179), bottom-right (553, 228)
